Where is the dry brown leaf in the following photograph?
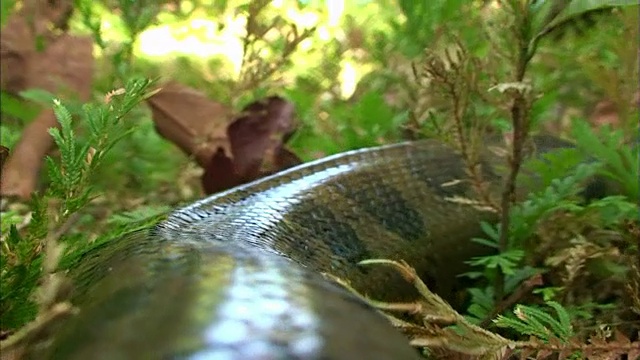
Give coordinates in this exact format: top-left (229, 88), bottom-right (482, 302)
top-left (146, 82), bottom-right (231, 167)
top-left (1, 0), bottom-right (80, 95)
top-left (557, 347), bottom-right (573, 360)
top-left (201, 144), bottom-right (301, 195)
top-left (588, 90), bottom-right (639, 131)
top-left (146, 83), bottom-right (301, 195)
top-left (201, 148), bottom-right (237, 194)
top-left (27, 35), bottom-right (93, 100)
top-left (590, 100), bottom-right (620, 129)
top-left (227, 96), bottom-right (298, 175)
top-left (0, 110), bottom-right (58, 199)
top-left (201, 96), bottom-right (301, 194)
top-left (535, 349), bottom-right (553, 359)
top-left (0, 0), bottom-right (93, 199)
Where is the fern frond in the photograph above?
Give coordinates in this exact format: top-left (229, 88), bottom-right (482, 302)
top-left (495, 301), bottom-right (575, 343)
top-left (547, 301), bottom-right (574, 340)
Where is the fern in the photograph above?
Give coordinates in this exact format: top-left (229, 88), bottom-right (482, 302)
top-left (495, 301), bottom-right (574, 342)
top-left (572, 120), bottom-right (639, 200)
top-left (48, 100), bottom-right (91, 215)
top-left (465, 119), bottom-right (637, 327)
top-left (467, 249), bottom-right (525, 276)
top-left (0, 77), bottom-right (154, 334)
top-left (107, 205), bottom-right (170, 227)
top-left (508, 161), bottom-right (601, 245)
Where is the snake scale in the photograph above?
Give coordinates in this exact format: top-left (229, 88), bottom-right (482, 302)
top-left (32, 136), bottom-right (578, 359)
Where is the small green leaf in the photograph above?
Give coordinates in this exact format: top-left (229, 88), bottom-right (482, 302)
top-left (480, 221), bottom-right (500, 241)
top-left (0, 91), bottom-right (40, 121)
top-left (19, 89), bottom-right (57, 105)
top-left (0, 0), bottom-right (16, 27)
top-left (471, 237), bottom-right (499, 249)
top-left (542, 0), bottom-right (638, 36)
top-left (531, 0), bottom-right (571, 38)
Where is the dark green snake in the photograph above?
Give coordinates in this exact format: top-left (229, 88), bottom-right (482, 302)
top-left (33, 136), bottom-right (577, 359)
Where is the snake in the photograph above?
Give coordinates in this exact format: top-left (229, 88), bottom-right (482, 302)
top-left (31, 136), bottom-right (581, 359)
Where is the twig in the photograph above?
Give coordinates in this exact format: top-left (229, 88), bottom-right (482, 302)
top-left (479, 273), bottom-right (544, 328)
top-left (421, 46), bottom-right (499, 211)
top-left (492, 0), bottom-right (534, 305)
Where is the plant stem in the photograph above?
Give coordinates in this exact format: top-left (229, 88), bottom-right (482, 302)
top-left (494, 2), bottom-right (533, 304)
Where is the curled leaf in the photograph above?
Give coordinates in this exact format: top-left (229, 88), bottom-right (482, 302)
top-left (202, 96), bottom-right (301, 194)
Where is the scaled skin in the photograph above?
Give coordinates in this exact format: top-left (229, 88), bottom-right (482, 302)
top-left (36, 136), bottom-right (575, 359)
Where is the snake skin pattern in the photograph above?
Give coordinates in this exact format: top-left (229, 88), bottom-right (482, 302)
top-left (34, 137), bottom-right (574, 359)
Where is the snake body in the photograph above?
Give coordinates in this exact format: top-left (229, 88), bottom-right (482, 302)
top-left (36, 137), bottom-right (573, 359)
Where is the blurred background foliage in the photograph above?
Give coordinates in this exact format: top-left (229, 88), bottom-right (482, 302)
top-left (1, 0), bottom-right (636, 206)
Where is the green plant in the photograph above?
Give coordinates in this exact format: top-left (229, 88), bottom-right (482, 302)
top-left (404, 0), bottom-right (638, 357)
top-left (572, 121), bottom-right (639, 200)
top-left (76, 0), bottom-right (164, 81)
top-left (2, 1), bottom-right (638, 358)
top-left (464, 118), bottom-right (638, 326)
top-left (0, 78), bottom-right (154, 341)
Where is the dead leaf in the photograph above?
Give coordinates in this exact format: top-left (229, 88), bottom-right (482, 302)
top-left (590, 100), bottom-right (619, 129)
top-left (147, 83), bottom-right (302, 195)
top-left (227, 96), bottom-right (298, 175)
top-left (589, 90), bottom-right (639, 131)
top-left (0, 110), bottom-right (59, 199)
top-left (201, 96), bottom-right (301, 194)
top-left (146, 82), bottom-right (231, 167)
top-left (0, 0), bottom-right (93, 199)
top-left (272, 146), bottom-right (303, 170)
top-left (201, 148), bottom-right (237, 194)
top-left (1, 0), bottom-right (79, 95)
top-left (201, 145), bottom-right (301, 195)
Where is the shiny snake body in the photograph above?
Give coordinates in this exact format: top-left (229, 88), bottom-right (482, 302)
top-left (37, 137), bottom-right (570, 359)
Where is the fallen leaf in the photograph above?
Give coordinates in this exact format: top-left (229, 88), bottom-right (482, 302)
top-left (201, 144), bottom-right (301, 195)
top-left (201, 148), bottom-right (237, 194)
top-left (201, 96), bottom-right (301, 194)
top-left (0, 0), bottom-right (93, 199)
top-left (227, 96), bottom-right (298, 175)
top-left (1, 0), bottom-right (79, 95)
top-left (588, 90), bottom-right (639, 131)
top-left (0, 110), bottom-right (58, 199)
top-left (590, 100), bottom-right (619, 129)
top-left (147, 83), bottom-right (301, 194)
top-left (146, 82), bottom-right (231, 167)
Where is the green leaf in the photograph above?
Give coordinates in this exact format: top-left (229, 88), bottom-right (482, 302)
top-left (27, 194), bottom-right (49, 242)
top-left (504, 266), bottom-right (540, 293)
top-left (495, 301), bottom-right (575, 342)
top-left (6, 224), bottom-right (22, 246)
top-left (480, 220), bottom-right (500, 241)
top-left (542, 0), bottom-right (638, 35)
top-left (532, 287), bottom-right (562, 302)
top-left (547, 301), bottom-right (574, 340)
top-left (459, 271), bottom-right (484, 280)
top-left (0, 0), bottom-right (16, 27)
top-left (467, 250), bottom-right (524, 275)
top-left (471, 236), bottom-right (499, 249)
top-left (19, 89), bottom-right (57, 105)
top-left (0, 92), bottom-right (40, 122)
top-left (396, 0), bottom-right (468, 57)
top-left (468, 287), bottom-right (495, 311)
top-left (572, 120), bottom-right (639, 199)
top-left (0, 124), bottom-right (22, 149)
top-left (107, 206), bottom-right (169, 227)
top-left (531, 0), bottom-right (571, 37)
top-left (467, 303), bottom-right (489, 321)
